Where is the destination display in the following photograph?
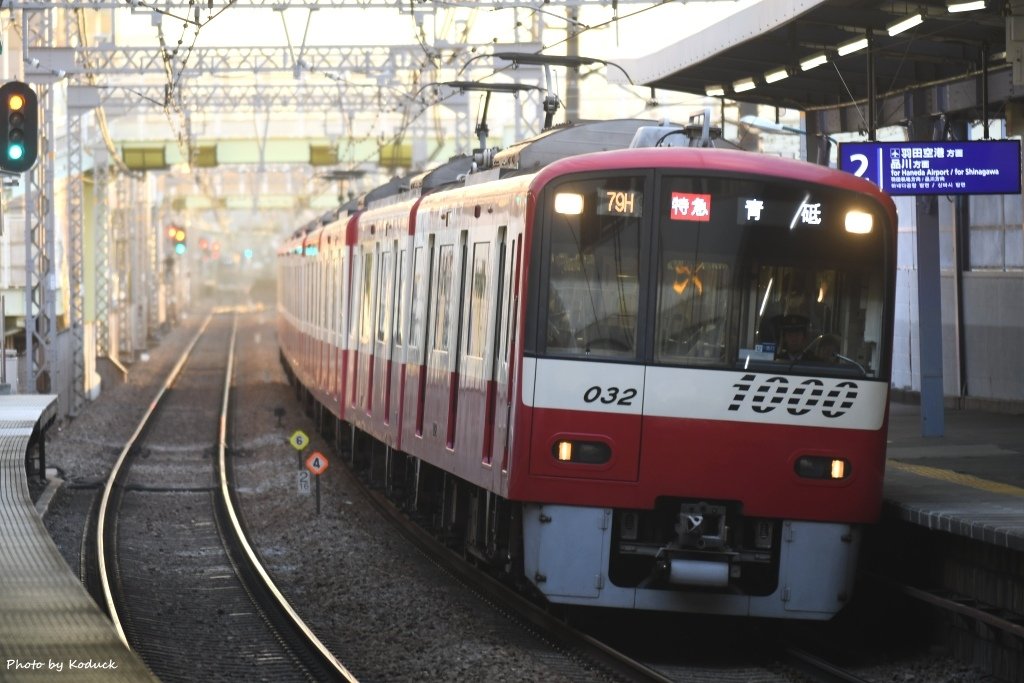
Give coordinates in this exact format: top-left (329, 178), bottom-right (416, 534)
top-left (838, 140), bottom-right (1021, 196)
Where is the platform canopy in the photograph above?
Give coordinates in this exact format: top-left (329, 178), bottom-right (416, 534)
top-left (613, 0), bottom-right (1009, 113)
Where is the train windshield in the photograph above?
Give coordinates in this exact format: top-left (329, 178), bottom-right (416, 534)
top-left (545, 175), bottom-right (644, 359)
top-left (538, 171), bottom-right (891, 378)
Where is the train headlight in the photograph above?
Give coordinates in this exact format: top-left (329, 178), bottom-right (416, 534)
top-left (552, 440), bottom-right (611, 464)
top-left (554, 192), bottom-right (584, 215)
top-left (844, 210), bottom-right (873, 234)
top-left (795, 456), bottom-right (850, 480)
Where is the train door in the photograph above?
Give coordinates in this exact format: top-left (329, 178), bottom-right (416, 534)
top-left (348, 246), bottom-right (365, 411)
top-left (333, 250), bottom-right (343, 400)
top-left (322, 251), bottom-right (331, 398)
top-left (375, 238), bottom-right (398, 426)
top-left (346, 248), bottom-right (357, 409)
top-left (372, 242), bottom-right (393, 415)
top-left (480, 226), bottom-right (507, 465)
top-left (357, 244), bottom-right (378, 414)
top-left (445, 231), bottom-right (469, 449)
top-left (453, 230), bottom-right (496, 459)
top-left (420, 232), bottom-right (463, 450)
top-left (496, 234), bottom-right (522, 474)
top-left (329, 249), bottom-right (342, 401)
top-left (301, 252), bottom-right (311, 379)
top-left (414, 236), bottom-right (435, 437)
top-left (386, 244), bottom-right (406, 428)
top-left (319, 257), bottom-right (328, 389)
top-left (338, 246), bottom-right (352, 417)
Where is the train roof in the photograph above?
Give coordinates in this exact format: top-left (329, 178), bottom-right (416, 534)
top-left (352, 119), bottom-right (684, 206)
top-left (490, 119), bottom-right (666, 176)
top-left (361, 176), bottom-right (409, 209)
top-left (409, 154), bottom-right (475, 195)
top-left (532, 146), bottom-right (895, 209)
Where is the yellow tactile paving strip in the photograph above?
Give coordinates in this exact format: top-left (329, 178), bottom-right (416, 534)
top-left (888, 460), bottom-right (1024, 498)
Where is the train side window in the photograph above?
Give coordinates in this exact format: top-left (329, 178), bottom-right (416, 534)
top-left (359, 251), bottom-right (374, 345)
top-left (504, 238), bottom-right (520, 365)
top-left (409, 246), bottom-right (425, 352)
top-left (394, 249), bottom-right (407, 348)
top-left (376, 249), bottom-right (392, 344)
top-left (465, 241), bottom-right (490, 359)
top-left (340, 254), bottom-right (348, 344)
top-left (348, 252), bottom-right (359, 345)
top-left (432, 244), bottom-right (455, 352)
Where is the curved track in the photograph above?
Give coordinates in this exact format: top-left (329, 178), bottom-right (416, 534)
top-left (95, 311), bottom-right (356, 682)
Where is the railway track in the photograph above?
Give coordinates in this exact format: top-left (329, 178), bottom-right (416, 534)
top-left (342, 440), bottom-right (878, 683)
top-left (93, 311), bottom-right (355, 682)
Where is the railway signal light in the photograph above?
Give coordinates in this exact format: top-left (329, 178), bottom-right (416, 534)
top-left (0, 81), bottom-right (38, 173)
top-left (166, 224), bottom-right (187, 255)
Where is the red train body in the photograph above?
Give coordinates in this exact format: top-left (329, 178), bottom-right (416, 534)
top-left (278, 120), bottom-right (898, 619)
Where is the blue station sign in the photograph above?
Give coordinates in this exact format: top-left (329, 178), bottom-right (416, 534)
top-left (838, 140), bottom-right (1021, 196)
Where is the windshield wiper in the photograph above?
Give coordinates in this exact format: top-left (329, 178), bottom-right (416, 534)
top-left (834, 353), bottom-right (868, 376)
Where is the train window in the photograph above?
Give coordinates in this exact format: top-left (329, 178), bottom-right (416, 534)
top-left (394, 249), bottom-right (406, 348)
top-left (543, 175), bottom-right (643, 358)
top-left (650, 174), bottom-right (888, 377)
top-left (654, 259), bottom-right (730, 364)
top-left (409, 247), bottom-right (424, 351)
top-left (376, 250), bottom-right (392, 344)
top-left (465, 241), bottom-right (490, 359)
top-left (359, 251), bottom-right (374, 344)
top-left (432, 244), bottom-right (455, 352)
top-left (739, 264), bottom-right (885, 376)
top-left (342, 253), bottom-right (350, 342)
top-left (503, 237), bottom-right (520, 371)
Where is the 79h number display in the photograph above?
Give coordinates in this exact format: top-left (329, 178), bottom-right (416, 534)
top-left (596, 189), bottom-right (643, 217)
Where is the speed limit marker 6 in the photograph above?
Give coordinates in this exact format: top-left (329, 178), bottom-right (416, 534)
top-left (289, 430), bottom-right (309, 450)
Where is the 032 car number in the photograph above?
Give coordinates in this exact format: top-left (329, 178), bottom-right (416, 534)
top-left (583, 385), bottom-right (638, 406)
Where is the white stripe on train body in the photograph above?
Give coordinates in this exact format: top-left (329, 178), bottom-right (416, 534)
top-left (522, 357), bottom-right (888, 430)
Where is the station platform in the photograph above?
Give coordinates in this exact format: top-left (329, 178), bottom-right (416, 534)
top-left (883, 401), bottom-right (1024, 552)
top-left (0, 395), bottom-right (156, 682)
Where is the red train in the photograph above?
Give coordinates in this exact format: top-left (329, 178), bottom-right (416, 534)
top-left (277, 119), bottom-right (897, 619)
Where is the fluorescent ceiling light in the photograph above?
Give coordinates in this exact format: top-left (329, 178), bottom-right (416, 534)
top-left (800, 53), bottom-right (827, 71)
top-left (764, 68), bottom-right (789, 84)
top-left (947, 0), bottom-right (985, 11)
top-left (837, 37), bottom-right (869, 56)
top-left (733, 78), bottom-right (756, 93)
top-left (705, 84), bottom-right (725, 97)
top-left (887, 13), bottom-right (923, 36)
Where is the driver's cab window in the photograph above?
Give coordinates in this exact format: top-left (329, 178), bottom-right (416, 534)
top-left (544, 176), bottom-right (644, 358)
top-left (654, 260), bottom-right (730, 364)
top-left (740, 265), bottom-right (881, 375)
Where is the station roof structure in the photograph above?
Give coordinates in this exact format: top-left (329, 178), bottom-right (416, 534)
top-left (613, 0), bottom-right (1010, 118)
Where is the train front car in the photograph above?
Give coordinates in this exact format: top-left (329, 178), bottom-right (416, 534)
top-left (514, 147), bottom-right (897, 619)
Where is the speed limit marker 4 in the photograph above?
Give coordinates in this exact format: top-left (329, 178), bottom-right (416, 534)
top-left (305, 451), bottom-right (329, 476)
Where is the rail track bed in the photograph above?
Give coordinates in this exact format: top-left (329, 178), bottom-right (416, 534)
top-left (95, 312), bottom-right (349, 681)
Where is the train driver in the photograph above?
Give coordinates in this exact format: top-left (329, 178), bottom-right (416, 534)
top-left (776, 314), bottom-right (811, 361)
